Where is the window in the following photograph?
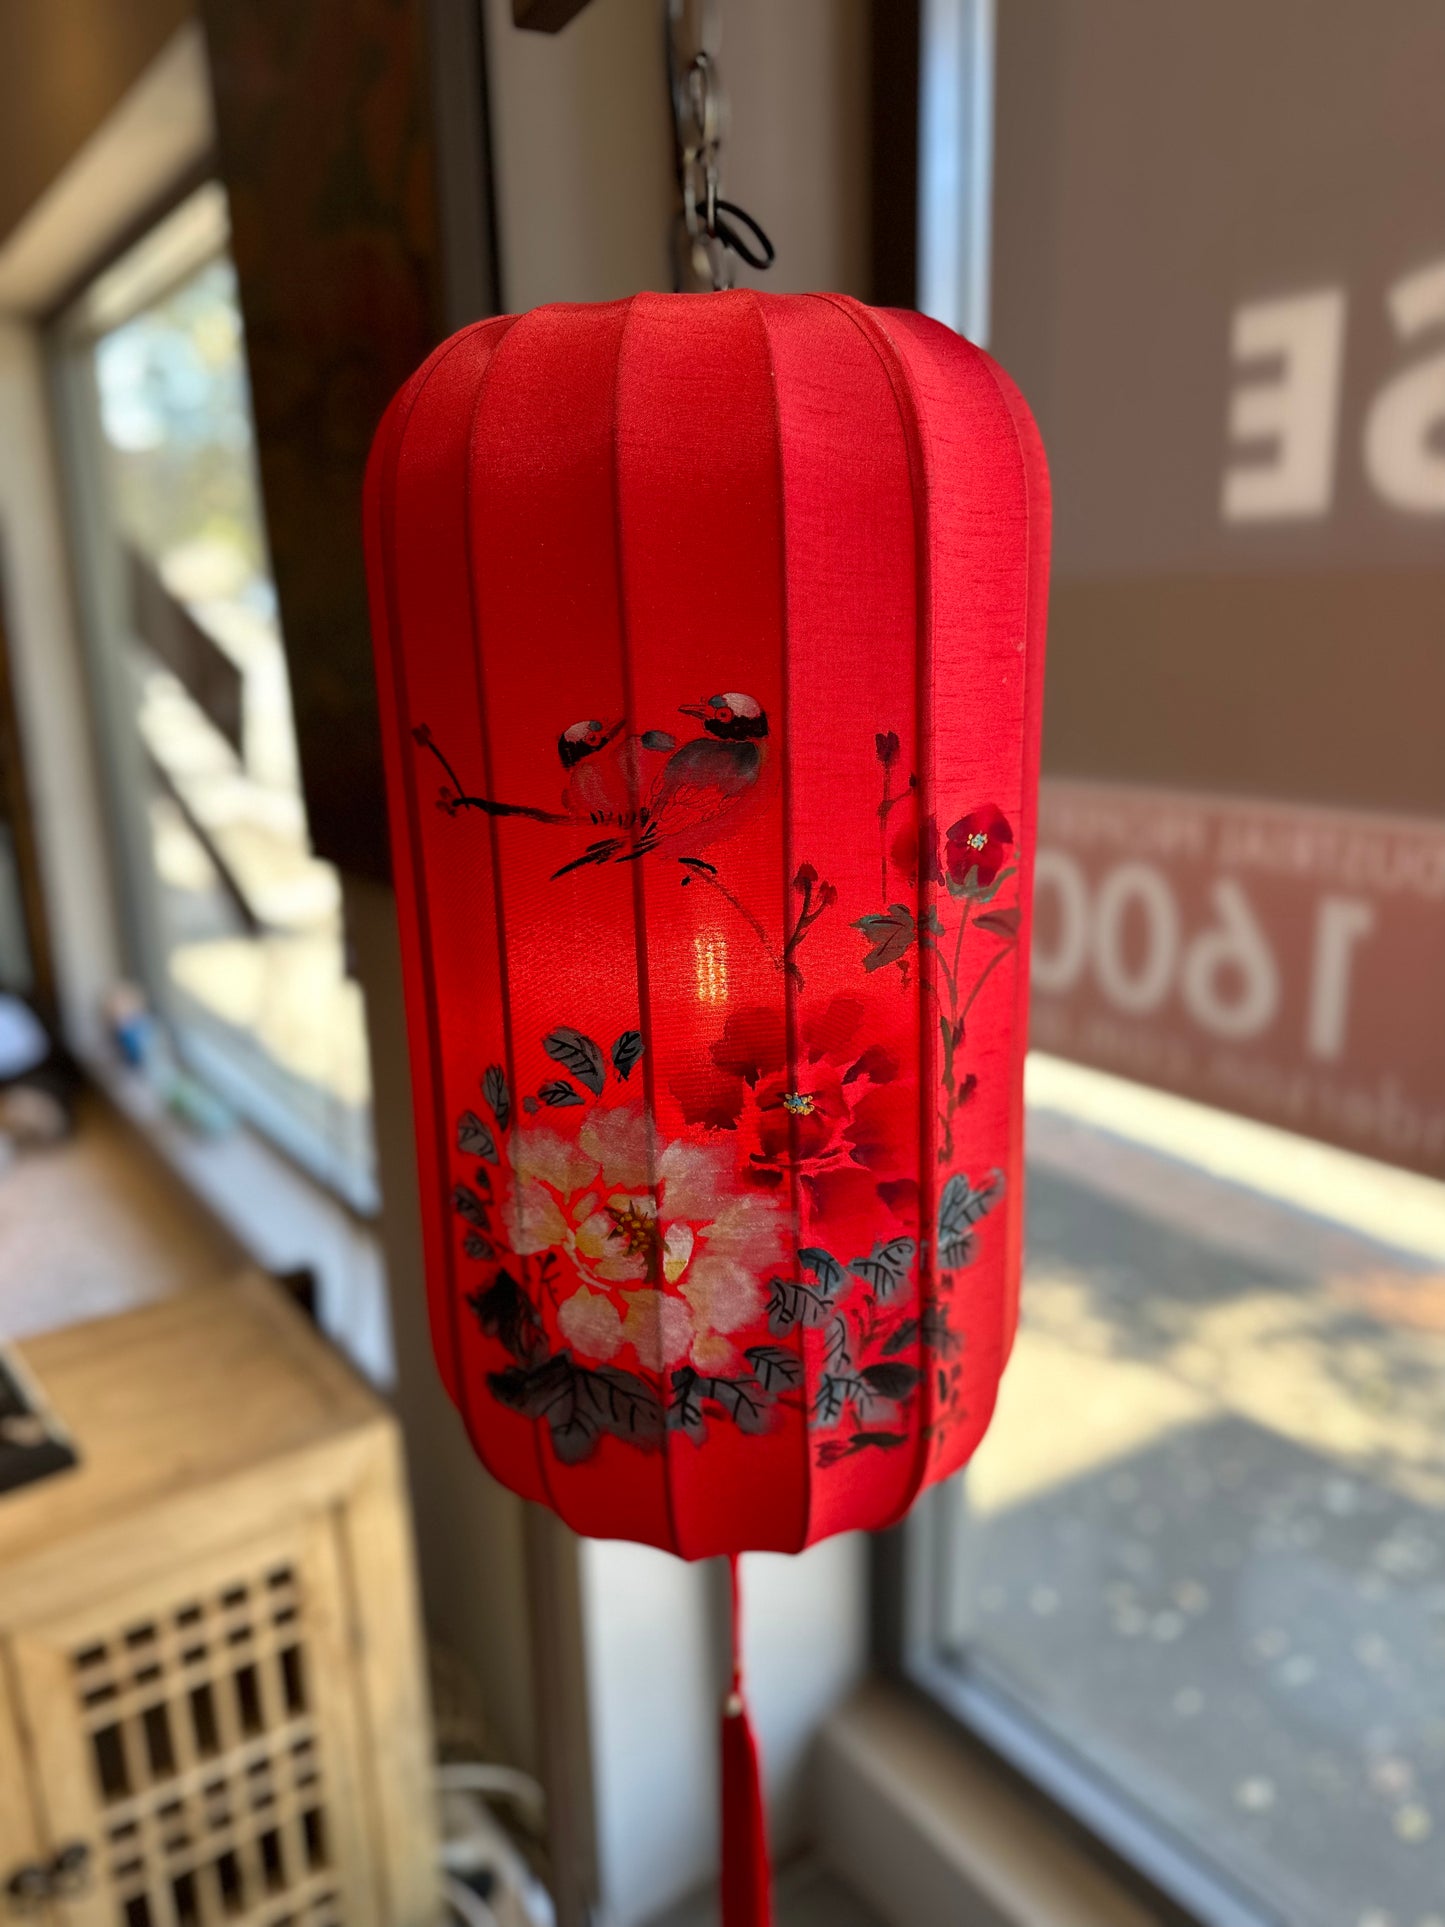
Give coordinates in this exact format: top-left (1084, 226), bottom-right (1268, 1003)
top-left (904, 9), bottom-right (1445, 1927)
top-left (53, 185), bottom-right (373, 1206)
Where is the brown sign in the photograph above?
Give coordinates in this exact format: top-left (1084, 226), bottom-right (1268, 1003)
top-left (1031, 778), bottom-right (1445, 1180)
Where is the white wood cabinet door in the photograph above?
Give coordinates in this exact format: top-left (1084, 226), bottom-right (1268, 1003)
top-left (0, 1645), bottom-right (57, 1926)
top-left (6, 1520), bottom-right (380, 1927)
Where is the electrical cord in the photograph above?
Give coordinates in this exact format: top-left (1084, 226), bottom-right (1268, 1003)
top-left (442, 1872), bottom-right (500, 1927)
top-left (436, 1761), bottom-right (547, 1836)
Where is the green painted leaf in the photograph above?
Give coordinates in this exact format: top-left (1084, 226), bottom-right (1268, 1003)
top-left (937, 1169), bottom-right (1004, 1268)
top-left (823, 1314), bottom-right (853, 1372)
top-left (543, 1026), bottom-right (606, 1096)
top-left (466, 1268), bottom-right (544, 1362)
top-left (881, 1317), bottom-right (919, 1357)
top-left (861, 1360), bottom-right (921, 1402)
top-left (700, 1375), bottom-right (771, 1434)
top-left (668, 1366), bottom-right (707, 1442)
top-left (768, 1277), bottom-right (835, 1334)
top-left (853, 904), bottom-right (919, 973)
top-left (744, 1345), bottom-right (804, 1392)
top-left (578, 1365), bottom-right (665, 1447)
top-left (611, 1030), bottom-right (645, 1081)
top-left (458, 1110), bottom-right (498, 1162)
top-left (482, 1064), bottom-right (511, 1131)
top-left (452, 1183), bottom-right (488, 1227)
top-left (847, 1237), bottom-right (917, 1300)
top-left (813, 1375), bottom-right (847, 1425)
top-left (798, 1247), bottom-right (845, 1295)
top-left (538, 1079), bottom-right (584, 1108)
top-left (489, 1354), bottom-right (662, 1463)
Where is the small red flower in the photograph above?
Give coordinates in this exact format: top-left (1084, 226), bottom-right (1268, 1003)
top-left (945, 805), bottom-right (1013, 893)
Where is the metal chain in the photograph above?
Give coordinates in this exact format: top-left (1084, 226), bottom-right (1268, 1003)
top-left (667, 0), bottom-right (774, 292)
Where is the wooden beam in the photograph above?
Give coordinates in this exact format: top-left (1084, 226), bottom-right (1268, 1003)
top-left (870, 0), bottom-right (920, 308)
top-left (199, 0), bottom-right (454, 880)
top-left (511, 0), bottom-right (598, 31)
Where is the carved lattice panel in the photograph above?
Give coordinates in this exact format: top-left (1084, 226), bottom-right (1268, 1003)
top-left (9, 1525), bottom-right (376, 1927)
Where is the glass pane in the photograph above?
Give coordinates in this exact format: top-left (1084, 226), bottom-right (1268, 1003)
top-left (75, 192), bottom-right (372, 1200)
top-left (919, 7), bottom-right (1445, 1925)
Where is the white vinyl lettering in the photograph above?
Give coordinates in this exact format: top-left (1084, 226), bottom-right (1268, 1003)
top-left (1308, 896), bottom-right (1376, 1061)
top-left (1221, 289), bottom-right (1345, 521)
top-left (1092, 863), bottom-right (1179, 1014)
top-left (1180, 879), bottom-right (1280, 1039)
top-left (1363, 259), bottom-right (1445, 513)
top-left (1031, 849), bottom-right (1090, 994)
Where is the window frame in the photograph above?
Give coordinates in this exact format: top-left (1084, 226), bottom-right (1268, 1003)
top-left (873, 1497), bottom-right (1282, 1927)
top-left (45, 179), bottom-right (378, 1214)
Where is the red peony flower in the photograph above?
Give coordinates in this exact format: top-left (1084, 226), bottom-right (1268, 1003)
top-left (945, 805), bottom-right (1014, 894)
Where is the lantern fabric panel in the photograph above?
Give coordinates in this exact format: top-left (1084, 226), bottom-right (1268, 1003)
top-left (364, 291), bottom-right (1050, 1559)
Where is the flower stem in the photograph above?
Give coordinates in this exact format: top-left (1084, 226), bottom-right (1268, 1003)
top-left (960, 941), bottom-right (1013, 1024)
top-left (684, 864), bottom-right (784, 971)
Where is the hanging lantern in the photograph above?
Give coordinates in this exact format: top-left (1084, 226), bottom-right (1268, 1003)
top-left (364, 291), bottom-right (1049, 1920)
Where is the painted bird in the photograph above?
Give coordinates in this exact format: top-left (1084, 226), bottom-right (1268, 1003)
top-left (554, 692), bottom-right (770, 875)
top-left (557, 718), bottom-right (630, 822)
top-left (418, 693), bottom-right (768, 877)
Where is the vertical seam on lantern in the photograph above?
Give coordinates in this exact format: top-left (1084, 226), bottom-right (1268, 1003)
top-left (809, 294), bottom-right (940, 1525)
top-left (747, 289), bottom-right (816, 1549)
top-left (609, 294), bottom-right (683, 1561)
top-left (748, 288), bottom-right (812, 1555)
top-left (461, 312), bottom-right (567, 1527)
top-left (972, 357), bottom-right (1037, 1385)
top-left (380, 317), bottom-right (511, 1477)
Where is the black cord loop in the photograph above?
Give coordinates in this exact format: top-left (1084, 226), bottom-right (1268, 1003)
top-left (712, 199), bottom-right (775, 273)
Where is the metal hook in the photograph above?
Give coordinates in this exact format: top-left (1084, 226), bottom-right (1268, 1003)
top-left (666, 0), bottom-right (774, 292)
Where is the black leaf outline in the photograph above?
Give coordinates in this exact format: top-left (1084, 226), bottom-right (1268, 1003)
top-left (543, 1027), bottom-right (606, 1096)
top-left (458, 1111), bottom-right (498, 1163)
top-left (861, 1360), bottom-right (921, 1402)
top-left (611, 1030), bottom-right (645, 1081)
top-left (483, 1065), bottom-right (511, 1131)
top-left (937, 1169), bottom-right (1004, 1270)
top-left (452, 1183), bottom-right (488, 1227)
top-left (881, 1317), bottom-right (919, 1357)
top-left (846, 1236), bottom-right (917, 1301)
top-left (798, 1246), bottom-right (846, 1295)
top-left (768, 1277), bottom-right (837, 1334)
top-left (538, 1079), bottom-right (585, 1108)
top-left (466, 1269), bottom-right (545, 1363)
top-left (743, 1345), bottom-right (804, 1392)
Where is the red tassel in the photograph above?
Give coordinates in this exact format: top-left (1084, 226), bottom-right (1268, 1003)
top-left (720, 1555), bottom-right (772, 1927)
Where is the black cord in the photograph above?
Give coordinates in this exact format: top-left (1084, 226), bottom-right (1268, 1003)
top-left (713, 199), bottom-right (775, 272)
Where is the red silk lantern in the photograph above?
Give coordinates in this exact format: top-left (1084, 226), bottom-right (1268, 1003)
top-left (365, 292), bottom-right (1048, 1920)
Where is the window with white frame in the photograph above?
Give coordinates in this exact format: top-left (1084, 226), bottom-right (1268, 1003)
top-left (52, 183), bottom-right (374, 1207)
top-left (907, 8), bottom-right (1445, 1927)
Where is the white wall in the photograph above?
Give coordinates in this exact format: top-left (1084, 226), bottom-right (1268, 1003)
top-left (347, 874), bottom-right (543, 1775)
top-left (483, 0), bottom-right (869, 309)
top-left (582, 1535), bottom-right (870, 1927)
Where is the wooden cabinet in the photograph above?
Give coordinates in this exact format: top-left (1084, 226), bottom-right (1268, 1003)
top-left (0, 1278), bottom-right (438, 1927)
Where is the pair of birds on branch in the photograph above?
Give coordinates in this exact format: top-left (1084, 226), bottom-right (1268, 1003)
top-left (417, 692), bottom-right (770, 878)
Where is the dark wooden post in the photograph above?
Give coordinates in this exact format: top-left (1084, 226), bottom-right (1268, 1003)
top-left (200, 0), bottom-right (458, 879)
